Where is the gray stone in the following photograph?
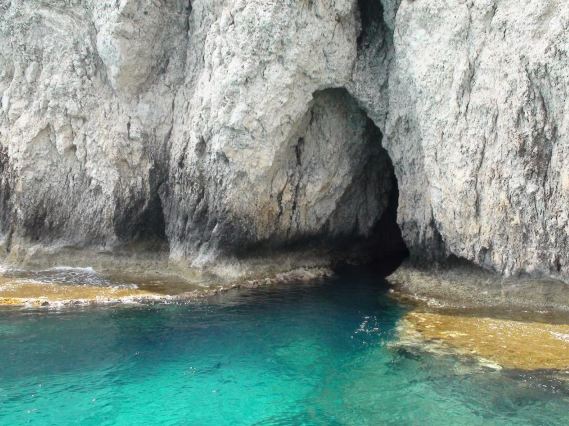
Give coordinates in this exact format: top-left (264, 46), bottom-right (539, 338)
top-left (1, 0), bottom-right (568, 282)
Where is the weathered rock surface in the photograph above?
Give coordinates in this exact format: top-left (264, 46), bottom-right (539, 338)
top-left (1, 0), bottom-right (569, 281)
top-left (0, 0), bottom-right (189, 254)
top-left (387, 0), bottom-right (569, 279)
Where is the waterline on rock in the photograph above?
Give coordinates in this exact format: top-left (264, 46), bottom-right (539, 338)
top-left (0, 262), bottom-right (333, 308)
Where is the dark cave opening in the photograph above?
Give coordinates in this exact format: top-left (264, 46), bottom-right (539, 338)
top-left (113, 192), bottom-right (168, 250)
top-left (311, 90), bottom-right (408, 276)
top-left (230, 88), bottom-right (408, 275)
top-left (112, 166), bottom-right (169, 251)
top-left (364, 152), bottom-right (410, 276)
top-left (134, 194), bottom-right (168, 245)
top-left (330, 131), bottom-right (409, 277)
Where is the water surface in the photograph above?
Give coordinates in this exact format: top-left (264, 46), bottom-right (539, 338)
top-left (1, 272), bottom-right (569, 425)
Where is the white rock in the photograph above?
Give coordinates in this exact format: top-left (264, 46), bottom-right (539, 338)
top-left (1, 0), bottom-right (568, 281)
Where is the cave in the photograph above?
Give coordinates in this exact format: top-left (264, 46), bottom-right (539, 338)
top-left (112, 165), bottom-right (169, 251)
top-left (265, 88), bottom-right (408, 274)
top-left (357, 0), bottom-right (385, 48)
top-left (361, 149), bottom-right (409, 276)
top-left (325, 100), bottom-right (409, 276)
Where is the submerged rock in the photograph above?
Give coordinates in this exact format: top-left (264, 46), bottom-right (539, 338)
top-left (399, 311), bottom-right (569, 371)
top-left (0, 286), bottom-right (162, 307)
top-left (0, 264), bottom-right (334, 308)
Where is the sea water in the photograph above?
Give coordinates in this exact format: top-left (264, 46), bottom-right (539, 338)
top-left (1, 272), bottom-right (569, 425)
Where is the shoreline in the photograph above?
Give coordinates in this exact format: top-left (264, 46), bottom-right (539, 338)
top-left (388, 263), bottom-right (569, 371)
top-left (0, 264), bottom-right (334, 309)
top-left (4, 259), bottom-right (569, 372)
top-left (387, 262), bottom-right (569, 315)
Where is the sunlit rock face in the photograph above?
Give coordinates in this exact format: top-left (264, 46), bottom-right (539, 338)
top-left (0, 0), bottom-right (397, 269)
top-left (386, 0), bottom-right (569, 278)
top-left (1, 0), bottom-right (569, 279)
top-left (166, 86), bottom-right (394, 263)
top-left (93, 0), bottom-right (189, 96)
top-left (161, 1), bottom-right (402, 265)
top-left (0, 0), bottom-right (189, 252)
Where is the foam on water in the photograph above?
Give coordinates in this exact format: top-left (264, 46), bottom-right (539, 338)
top-left (0, 264), bottom-right (144, 293)
top-left (48, 266), bottom-right (97, 273)
top-left (550, 331), bottom-right (569, 343)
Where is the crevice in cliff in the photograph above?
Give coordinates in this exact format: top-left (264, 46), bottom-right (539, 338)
top-left (357, 0), bottom-right (384, 49)
top-left (0, 145), bottom-right (15, 252)
top-left (320, 91), bottom-right (408, 273)
top-left (112, 165), bottom-right (169, 251)
top-left (366, 155), bottom-right (409, 275)
top-left (331, 145), bottom-right (409, 275)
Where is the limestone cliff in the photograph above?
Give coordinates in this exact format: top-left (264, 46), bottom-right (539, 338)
top-left (1, 0), bottom-right (568, 280)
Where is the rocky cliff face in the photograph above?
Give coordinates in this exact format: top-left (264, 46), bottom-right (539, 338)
top-left (1, 0), bottom-right (568, 280)
top-left (388, 0), bottom-right (569, 278)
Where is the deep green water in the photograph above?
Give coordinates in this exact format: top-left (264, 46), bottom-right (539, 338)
top-left (1, 272), bottom-right (569, 425)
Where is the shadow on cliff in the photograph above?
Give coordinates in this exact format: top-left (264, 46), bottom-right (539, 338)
top-left (330, 145), bottom-right (409, 278)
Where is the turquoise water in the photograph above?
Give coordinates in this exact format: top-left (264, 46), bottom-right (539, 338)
top-left (1, 272), bottom-right (569, 425)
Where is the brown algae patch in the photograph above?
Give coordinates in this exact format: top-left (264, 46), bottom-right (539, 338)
top-left (0, 266), bottom-right (333, 308)
top-left (400, 311), bottom-right (569, 371)
top-left (0, 281), bottom-right (163, 307)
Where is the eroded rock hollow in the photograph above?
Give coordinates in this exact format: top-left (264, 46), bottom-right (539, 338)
top-left (1, 0), bottom-right (568, 280)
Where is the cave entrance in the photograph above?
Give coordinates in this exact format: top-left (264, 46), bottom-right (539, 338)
top-left (112, 166), bottom-right (169, 252)
top-left (279, 88), bottom-right (408, 275)
top-left (330, 110), bottom-right (409, 277)
top-left (363, 142), bottom-right (409, 276)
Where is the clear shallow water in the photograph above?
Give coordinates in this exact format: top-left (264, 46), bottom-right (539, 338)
top-left (1, 272), bottom-right (569, 425)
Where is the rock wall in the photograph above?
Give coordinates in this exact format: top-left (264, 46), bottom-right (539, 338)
top-left (386, 0), bottom-right (569, 278)
top-left (1, 0), bottom-right (568, 279)
top-left (0, 0), bottom-right (189, 253)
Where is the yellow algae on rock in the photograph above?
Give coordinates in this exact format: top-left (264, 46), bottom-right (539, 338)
top-left (0, 279), bottom-right (162, 307)
top-left (0, 297), bottom-right (25, 306)
top-left (400, 311), bottom-right (569, 371)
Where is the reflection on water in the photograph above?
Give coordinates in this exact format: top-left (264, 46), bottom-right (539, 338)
top-left (1, 271), bottom-right (569, 425)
